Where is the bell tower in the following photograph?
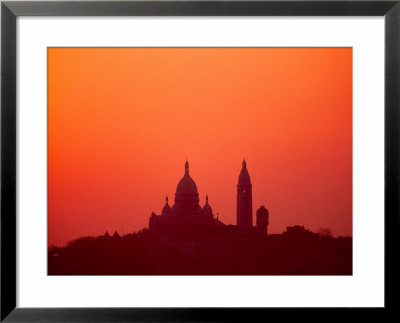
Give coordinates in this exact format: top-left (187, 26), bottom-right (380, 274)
top-left (237, 159), bottom-right (253, 228)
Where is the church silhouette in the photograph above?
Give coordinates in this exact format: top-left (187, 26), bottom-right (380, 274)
top-left (48, 160), bottom-right (352, 275)
top-left (149, 160), bottom-right (269, 238)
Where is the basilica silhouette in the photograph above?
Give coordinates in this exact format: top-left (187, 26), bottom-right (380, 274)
top-left (48, 159), bottom-right (352, 275)
top-left (149, 160), bottom-right (269, 237)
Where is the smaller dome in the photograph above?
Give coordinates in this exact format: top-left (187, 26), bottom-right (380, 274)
top-left (202, 195), bottom-right (213, 216)
top-left (162, 196), bottom-right (172, 216)
top-left (256, 205), bottom-right (269, 216)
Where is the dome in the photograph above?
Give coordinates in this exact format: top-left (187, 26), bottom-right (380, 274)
top-left (202, 195), bottom-right (213, 216)
top-left (256, 205), bottom-right (269, 216)
top-left (174, 161), bottom-right (200, 215)
top-left (176, 161), bottom-right (199, 196)
top-left (238, 159), bottom-right (251, 185)
top-left (162, 196), bottom-right (172, 216)
top-left (176, 176), bottom-right (198, 195)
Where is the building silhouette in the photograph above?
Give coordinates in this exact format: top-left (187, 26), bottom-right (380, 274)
top-left (149, 161), bottom-right (224, 236)
top-left (48, 159), bottom-right (352, 275)
top-left (149, 160), bottom-right (266, 237)
top-left (237, 159), bottom-right (253, 228)
top-left (256, 205), bottom-right (269, 234)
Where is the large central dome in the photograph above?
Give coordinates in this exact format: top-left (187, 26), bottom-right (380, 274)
top-left (176, 161), bottom-right (198, 195)
top-left (174, 161), bottom-right (200, 214)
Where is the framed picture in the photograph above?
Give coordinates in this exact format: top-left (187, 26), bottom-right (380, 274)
top-left (1, 0), bottom-right (399, 321)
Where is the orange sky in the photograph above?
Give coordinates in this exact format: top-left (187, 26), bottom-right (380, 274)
top-left (48, 48), bottom-right (352, 247)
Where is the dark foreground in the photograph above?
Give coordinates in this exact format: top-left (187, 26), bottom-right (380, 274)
top-left (48, 227), bottom-right (352, 275)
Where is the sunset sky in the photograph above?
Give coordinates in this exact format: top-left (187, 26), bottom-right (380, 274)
top-left (48, 48), bottom-right (352, 247)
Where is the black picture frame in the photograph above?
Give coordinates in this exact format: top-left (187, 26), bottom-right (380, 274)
top-left (1, 0), bottom-right (399, 321)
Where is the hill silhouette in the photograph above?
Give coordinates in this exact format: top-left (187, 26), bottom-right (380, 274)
top-left (48, 226), bottom-right (352, 275)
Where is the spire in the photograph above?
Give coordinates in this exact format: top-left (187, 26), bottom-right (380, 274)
top-left (165, 195), bottom-right (169, 205)
top-left (206, 195), bottom-right (209, 203)
top-left (237, 159), bottom-right (253, 228)
top-left (185, 160), bottom-right (189, 175)
top-left (238, 159), bottom-right (251, 184)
